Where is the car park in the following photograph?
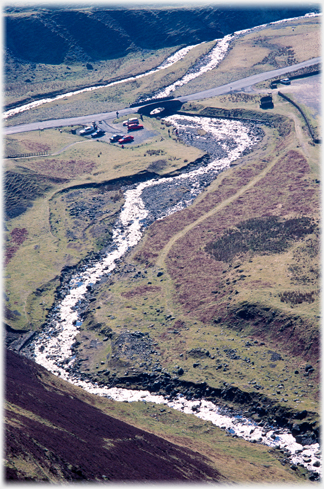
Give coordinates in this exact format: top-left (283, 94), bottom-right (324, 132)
top-left (118, 135), bottom-right (134, 144)
top-left (110, 134), bottom-right (125, 142)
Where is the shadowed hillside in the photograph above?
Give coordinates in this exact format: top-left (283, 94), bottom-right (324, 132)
top-left (5, 349), bottom-right (225, 482)
top-left (5, 6), bottom-right (317, 64)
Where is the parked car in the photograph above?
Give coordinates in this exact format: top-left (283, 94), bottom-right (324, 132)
top-left (118, 135), bottom-right (134, 144)
top-left (91, 129), bottom-right (105, 138)
top-left (280, 78), bottom-right (291, 85)
top-left (128, 124), bottom-right (144, 131)
top-left (110, 134), bottom-right (125, 142)
top-left (123, 118), bottom-right (139, 126)
top-left (80, 124), bottom-right (96, 135)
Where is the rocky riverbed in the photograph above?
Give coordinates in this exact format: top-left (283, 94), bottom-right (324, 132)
top-left (13, 112), bottom-right (320, 480)
top-left (20, 114), bottom-right (260, 373)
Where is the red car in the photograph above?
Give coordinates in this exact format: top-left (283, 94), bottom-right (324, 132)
top-left (128, 124), bottom-right (144, 131)
top-left (118, 135), bottom-right (134, 144)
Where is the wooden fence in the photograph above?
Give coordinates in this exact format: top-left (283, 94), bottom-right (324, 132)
top-left (6, 151), bottom-right (49, 159)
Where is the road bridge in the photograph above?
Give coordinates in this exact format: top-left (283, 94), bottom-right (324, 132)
top-left (4, 57), bottom-right (320, 135)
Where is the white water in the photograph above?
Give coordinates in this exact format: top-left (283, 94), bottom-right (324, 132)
top-left (151, 34), bottom-right (233, 99)
top-left (3, 44), bottom-right (198, 120)
top-left (8, 9), bottom-right (320, 477)
top-left (34, 114), bottom-right (255, 376)
top-left (148, 10), bottom-right (321, 100)
top-left (31, 113), bottom-right (321, 477)
top-left (59, 382), bottom-right (321, 475)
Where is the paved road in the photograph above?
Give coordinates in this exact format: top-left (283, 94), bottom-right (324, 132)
top-left (4, 57), bottom-right (320, 135)
top-left (179, 57), bottom-right (321, 102)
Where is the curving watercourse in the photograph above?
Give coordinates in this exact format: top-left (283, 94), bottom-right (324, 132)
top-left (25, 114), bottom-right (321, 478)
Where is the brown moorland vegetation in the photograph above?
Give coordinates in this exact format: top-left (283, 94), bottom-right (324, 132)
top-left (137, 147), bottom-right (318, 358)
top-left (134, 139), bottom-right (320, 377)
top-left (5, 350), bottom-right (226, 482)
top-left (6, 349), bottom-right (309, 483)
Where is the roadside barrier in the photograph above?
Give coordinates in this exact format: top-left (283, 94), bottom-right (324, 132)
top-left (177, 110), bottom-right (271, 126)
top-left (278, 91), bottom-right (320, 144)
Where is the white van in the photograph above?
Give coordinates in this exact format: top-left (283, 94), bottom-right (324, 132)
top-left (80, 125), bottom-right (96, 135)
top-left (123, 118), bottom-right (139, 126)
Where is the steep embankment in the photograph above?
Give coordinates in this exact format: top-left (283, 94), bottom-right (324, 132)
top-left (6, 349), bottom-right (315, 483)
top-left (5, 349), bottom-right (226, 482)
top-left (5, 6), bottom-right (315, 64)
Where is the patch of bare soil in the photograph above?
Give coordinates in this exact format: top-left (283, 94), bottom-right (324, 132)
top-left (10, 227), bottom-right (28, 245)
top-left (5, 228), bottom-right (28, 265)
top-left (146, 159), bottom-right (168, 173)
top-left (26, 159), bottom-right (96, 179)
top-left (20, 139), bottom-right (51, 152)
top-left (253, 40), bottom-right (297, 68)
top-left (5, 350), bottom-right (225, 482)
top-left (5, 246), bottom-right (18, 266)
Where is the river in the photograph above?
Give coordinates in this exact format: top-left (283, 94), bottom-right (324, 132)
top-left (3, 12), bottom-right (319, 120)
top-left (25, 112), bottom-right (321, 477)
top-left (11, 10), bottom-right (321, 479)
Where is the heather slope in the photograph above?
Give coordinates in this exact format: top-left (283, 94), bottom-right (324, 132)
top-left (6, 349), bottom-right (304, 483)
top-left (5, 349), bottom-right (225, 482)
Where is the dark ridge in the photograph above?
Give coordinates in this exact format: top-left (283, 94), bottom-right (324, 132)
top-left (5, 350), bottom-right (225, 482)
top-left (5, 6), bottom-right (318, 64)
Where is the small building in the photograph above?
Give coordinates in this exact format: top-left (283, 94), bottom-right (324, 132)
top-left (260, 95), bottom-right (274, 110)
